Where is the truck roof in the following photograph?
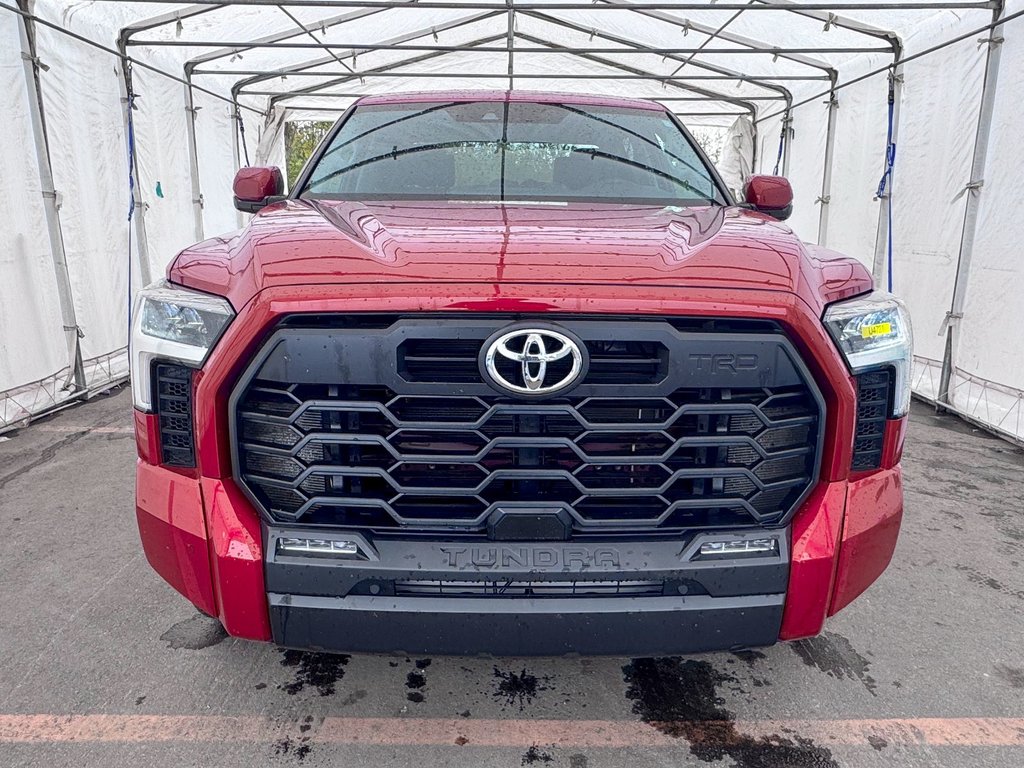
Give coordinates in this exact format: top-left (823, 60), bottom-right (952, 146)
top-left (353, 89), bottom-right (666, 112)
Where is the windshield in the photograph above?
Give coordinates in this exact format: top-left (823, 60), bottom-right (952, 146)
top-left (300, 100), bottom-right (727, 206)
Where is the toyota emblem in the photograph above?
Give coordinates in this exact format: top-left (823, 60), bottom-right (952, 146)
top-left (481, 326), bottom-right (587, 396)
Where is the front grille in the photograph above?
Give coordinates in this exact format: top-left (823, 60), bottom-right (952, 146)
top-left (153, 362), bottom-right (195, 467)
top-left (852, 369), bottom-right (892, 471)
top-left (232, 317), bottom-right (823, 535)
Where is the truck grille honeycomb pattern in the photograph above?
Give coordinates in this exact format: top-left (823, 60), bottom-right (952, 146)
top-left (851, 369), bottom-right (892, 471)
top-left (154, 363), bottom-right (195, 467)
top-left (236, 379), bottom-right (820, 533)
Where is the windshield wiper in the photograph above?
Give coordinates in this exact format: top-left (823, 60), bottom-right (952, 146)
top-left (305, 141), bottom-right (477, 189)
top-left (564, 147), bottom-right (717, 203)
top-left (555, 104), bottom-right (715, 184)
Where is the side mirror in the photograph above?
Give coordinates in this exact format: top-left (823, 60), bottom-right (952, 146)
top-left (233, 166), bottom-right (285, 213)
top-left (744, 175), bottom-right (793, 221)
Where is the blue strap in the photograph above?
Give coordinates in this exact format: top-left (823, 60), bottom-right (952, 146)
top-left (236, 106), bottom-right (251, 166)
top-left (127, 93), bottom-right (137, 223)
top-left (772, 111), bottom-right (788, 176)
top-left (876, 74), bottom-right (897, 292)
top-left (126, 83), bottom-right (138, 342)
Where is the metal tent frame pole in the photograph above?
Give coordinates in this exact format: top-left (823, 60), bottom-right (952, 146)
top-left (506, 2), bottom-right (514, 90)
top-left (514, 12), bottom-right (797, 103)
top-left (184, 73), bottom-right (205, 241)
top-left (871, 64), bottom-right (903, 283)
top-left (592, 2), bottom-right (838, 77)
top-left (277, 94), bottom-right (786, 103)
top-left (142, 39), bottom-right (893, 54)
top-left (231, 102), bottom-right (245, 224)
top-left (119, 3), bottom-right (226, 41)
top-left (817, 82), bottom-right (839, 246)
top-left (179, 3), bottom-right (409, 70)
top-left (243, 27), bottom-right (761, 116)
top-left (265, 51), bottom-right (760, 119)
top-left (938, 1), bottom-right (1006, 409)
top-left (751, 0), bottom-right (904, 268)
top-left (17, 0), bottom-right (86, 392)
top-left (86, 1), bottom-right (1002, 11)
top-left (115, 58), bottom-right (153, 289)
top-left (515, 35), bottom-right (761, 118)
top-left (228, 13), bottom-right (506, 100)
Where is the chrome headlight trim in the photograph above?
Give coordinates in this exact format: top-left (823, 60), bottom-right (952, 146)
top-left (823, 290), bottom-right (914, 417)
top-left (130, 279), bottom-right (234, 411)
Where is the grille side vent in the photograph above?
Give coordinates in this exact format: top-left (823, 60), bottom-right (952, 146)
top-left (397, 338), bottom-right (667, 385)
top-left (154, 362), bottom-right (195, 468)
top-left (851, 369), bottom-right (892, 471)
top-left (400, 338), bottom-right (479, 382)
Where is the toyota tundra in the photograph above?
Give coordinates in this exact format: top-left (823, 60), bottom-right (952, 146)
top-left (131, 91), bottom-right (912, 655)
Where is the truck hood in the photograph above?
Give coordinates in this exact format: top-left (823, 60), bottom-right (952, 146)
top-left (170, 200), bottom-right (871, 311)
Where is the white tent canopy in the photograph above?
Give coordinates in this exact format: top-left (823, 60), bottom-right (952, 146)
top-left (2, 0), bottom-right (1023, 443)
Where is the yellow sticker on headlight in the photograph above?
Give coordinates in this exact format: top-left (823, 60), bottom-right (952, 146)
top-left (861, 322), bottom-right (893, 339)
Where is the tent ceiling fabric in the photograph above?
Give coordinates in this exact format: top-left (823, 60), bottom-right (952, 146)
top-left (3, 0), bottom-right (1024, 446)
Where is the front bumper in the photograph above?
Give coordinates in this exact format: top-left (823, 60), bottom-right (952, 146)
top-left (271, 593), bottom-right (783, 656)
top-left (133, 285), bottom-right (905, 654)
top-left (135, 457), bottom-right (903, 654)
top-left (266, 531), bottom-right (787, 656)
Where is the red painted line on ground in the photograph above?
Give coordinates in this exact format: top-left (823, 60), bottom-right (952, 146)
top-left (0, 715), bottom-right (1023, 748)
top-left (35, 424), bottom-right (133, 434)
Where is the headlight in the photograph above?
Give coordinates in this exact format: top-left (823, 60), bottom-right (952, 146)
top-left (823, 291), bottom-right (913, 416)
top-left (130, 279), bottom-right (234, 411)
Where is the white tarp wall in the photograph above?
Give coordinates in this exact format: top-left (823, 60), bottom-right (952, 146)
top-left (0, 9), bottom-right (68, 418)
top-left (1, 0), bottom-right (1022, 444)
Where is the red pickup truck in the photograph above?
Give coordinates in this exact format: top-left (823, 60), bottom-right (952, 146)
top-left (130, 91), bottom-right (911, 655)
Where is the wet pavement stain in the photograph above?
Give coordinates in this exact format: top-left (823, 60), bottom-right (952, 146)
top-left (406, 666), bottom-right (427, 703)
top-left (493, 667), bottom-right (551, 711)
top-left (993, 664), bottom-right (1024, 688)
top-left (159, 614), bottom-right (228, 650)
top-left (956, 564), bottom-right (1024, 601)
top-left (522, 745), bottom-right (554, 765)
top-left (732, 650), bottom-right (768, 667)
top-left (279, 650), bottom-right (350, 696)
top-left (406, 670), bottom-right (427, 689)
top-left (340, 689), bottom-right (368, 706)
top-left (273, 735), bottom-right (312, 762)
top-left (791, 631), bottom-right (878, 696)
top-left (623, 657), bottom-right (839, 768)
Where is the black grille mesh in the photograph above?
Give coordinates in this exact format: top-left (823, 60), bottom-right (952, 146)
top-left (393, 579), bottom-right (665, 598)
top-left (154, 363), bottom-right (195, 467)
top-left (851, 369), bottom-right (892, 471)
top-left (236, 383), bottom-right (819, 533)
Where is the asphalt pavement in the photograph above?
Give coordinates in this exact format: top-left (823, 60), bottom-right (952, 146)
top-left (0, 387), bottom-right (1021, 767)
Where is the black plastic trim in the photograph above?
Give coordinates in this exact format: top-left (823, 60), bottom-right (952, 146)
top-left (265, 527), bottom-right (787, 655)
top-left (152, 361), bottom-right (196, 468)
top-left (269, 591), bottom-right (784, 656)
top-left (851, 367), bottom-right (894, 471)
